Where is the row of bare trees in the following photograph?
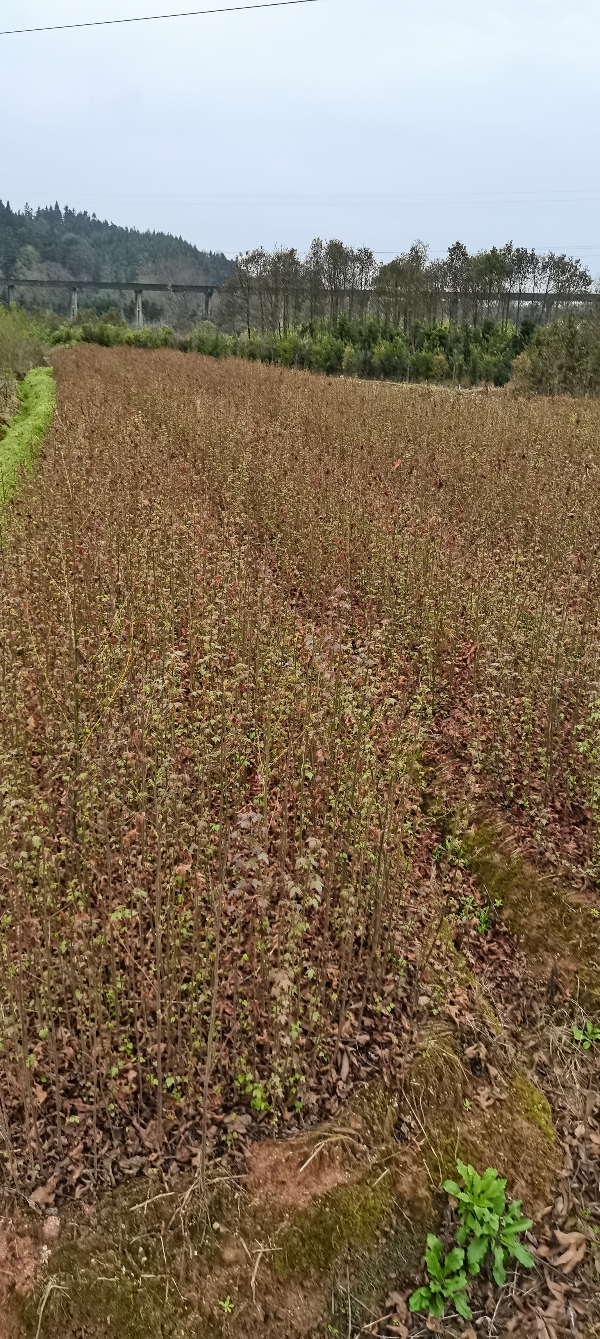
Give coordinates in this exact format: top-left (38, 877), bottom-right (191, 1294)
top-left (218, 238), bottom-right (593, 335)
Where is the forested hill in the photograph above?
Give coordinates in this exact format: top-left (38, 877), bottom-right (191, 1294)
top-left (0, 202), bottom-right (232, 287)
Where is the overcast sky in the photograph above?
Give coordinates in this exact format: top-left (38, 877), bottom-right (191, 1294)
top-left (2, 0), bottom-right (600, 267)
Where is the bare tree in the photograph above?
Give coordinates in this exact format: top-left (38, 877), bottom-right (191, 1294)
top-left (218, 236), bottom-right (593, 338)
top-left (303, 238), bottom-right (326, 324)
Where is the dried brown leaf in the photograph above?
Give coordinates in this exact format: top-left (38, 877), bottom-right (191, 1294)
top-left (385, 1292), bottom-right (407, 1320)
top-left (554, 1229), bottom-right (587, 1247)
top-left (544, 1276), bottom-right (568, 1302)
top-left (553, 1235), bottom-right (587, 1274)
top-left (29, 1171), bottom-right (59, 1208)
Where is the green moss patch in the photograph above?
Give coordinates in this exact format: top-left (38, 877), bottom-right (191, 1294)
top-left (455, 818), bottom-right (600, 1011)
top-left (0, 365), bottom-right (55, 503)
top-left (275, 1179), bottom-right (392, 1279)
top-left (404, 1006), bottom-right (559, 1212)
top-left (512, 1071), bottom-right (556, 1144)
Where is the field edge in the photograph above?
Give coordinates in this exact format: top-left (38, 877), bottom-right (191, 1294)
top-left (0, 366), bottom-right (56, 504)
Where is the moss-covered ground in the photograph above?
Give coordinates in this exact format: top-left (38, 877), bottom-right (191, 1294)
top-left (454, 814), bottom-right (600, 1012)
top-left (0, 365), bottom-right (55, 503)
top-left (12, 896), bottom-right (569, 1339)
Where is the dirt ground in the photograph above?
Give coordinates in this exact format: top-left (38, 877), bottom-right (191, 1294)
top-left (2, 813), bottom-right (599, 1339)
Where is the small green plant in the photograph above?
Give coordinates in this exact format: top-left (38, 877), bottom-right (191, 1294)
top-left (433, 835), bottom-right (469, 868)
top-left (409, 1234), bottom-right (472, 1321)
top-left (218, 1295), bottom-right (233, 1314)
top-left (572, 1019), bottom-right (600, 1049)
top-left (410, 1162), bottom-right (535, 1320)
top-left (443, 1161), bottom-right (535, 1286)
top-left (234, 1058), bottom-right (271, 1111)
top-left (457, 890), bottom-right (500, 934)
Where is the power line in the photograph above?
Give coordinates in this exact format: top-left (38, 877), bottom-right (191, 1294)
top-left (0, 0), bottom-right (321, 37)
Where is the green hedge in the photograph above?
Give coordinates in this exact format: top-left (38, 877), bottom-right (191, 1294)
top-left (0, 366), bottom-right (56, 503)
top-left (0, 304), bottom-right (48, 377)
top-left (48, 321), bottom-right (178, 350)
top-left (511, 314), bottom-right (600, 395)
top-left (52, 314), bottom-right (533, 387)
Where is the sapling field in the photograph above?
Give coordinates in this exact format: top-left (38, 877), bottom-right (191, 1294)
top-left (0, 346), bottom-right (599, 1220)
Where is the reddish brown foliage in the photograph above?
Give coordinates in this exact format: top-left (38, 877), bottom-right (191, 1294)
top-left (0, 347), bottom-right (599, 1199)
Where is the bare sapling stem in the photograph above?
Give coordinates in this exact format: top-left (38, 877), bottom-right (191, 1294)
top-left (200, 831), bottom-right (227, 1189)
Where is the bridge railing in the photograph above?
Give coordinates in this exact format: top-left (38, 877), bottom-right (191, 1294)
top-left (2, 277), bottom-right (219, 325)
top-left (3, 277), bottom-right (599, 328)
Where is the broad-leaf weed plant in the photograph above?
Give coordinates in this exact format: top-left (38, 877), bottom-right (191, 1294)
top-left (572, 1019), bottom-right (600, 1050)
top-left (409, 1235), bottom-right (472, 1321)
top-left (410, 1161), bottom-right (535, 1321)
top-left (444, 1161), bottom-right (535, 1285)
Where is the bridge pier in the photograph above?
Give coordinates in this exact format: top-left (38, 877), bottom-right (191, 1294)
top-left (1, 277), bottom-right (221, 318)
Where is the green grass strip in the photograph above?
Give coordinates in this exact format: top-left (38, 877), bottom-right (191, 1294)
top-left (0, 366), bottom-right (56, 503)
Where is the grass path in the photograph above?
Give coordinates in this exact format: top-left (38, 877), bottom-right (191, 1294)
top-left (0, 365), bottom-right (55, 503)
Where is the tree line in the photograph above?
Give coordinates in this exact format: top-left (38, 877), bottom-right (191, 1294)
top-left (0, 202), bottom-right (232, 310)
top-left (219, 238), bottom-right (594, 335)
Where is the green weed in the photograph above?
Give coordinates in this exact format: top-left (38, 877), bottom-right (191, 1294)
top-left (443, 1161), bottom-right (535, 1287)
top-left (0, 365), bottom-right (55, 502)
top-left (572, 1019), bottom-right (600, 1050)
top-left (410, 1161), bottom-right (535, 1320)
top-left (409, 1234), bottom-right (472, 1321)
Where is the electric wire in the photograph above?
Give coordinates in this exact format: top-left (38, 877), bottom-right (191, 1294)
top-left (0, 0), bottom-right (321, 38)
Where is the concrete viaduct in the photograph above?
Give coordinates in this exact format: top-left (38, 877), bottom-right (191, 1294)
top-left (2, 278), bottom-right (598, 328)
top-left (2, 277), bottom-right (218, 325)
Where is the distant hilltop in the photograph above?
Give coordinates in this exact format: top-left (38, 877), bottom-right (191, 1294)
top-left (0, 201), bottom-right (232, 324)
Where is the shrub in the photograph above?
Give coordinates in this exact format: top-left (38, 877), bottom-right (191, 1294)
top-left (0, 305), bottom-right (48, 376)
top-left (510, 312), bottom-right (600, 395)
